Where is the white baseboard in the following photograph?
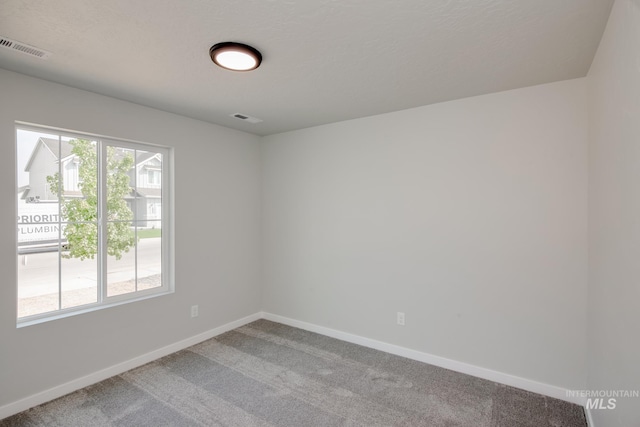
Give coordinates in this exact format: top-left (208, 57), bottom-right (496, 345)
top-left (0, 312), bottom-right (262, 420)
top-left (261, 312), bottom-right (587, 407)
top-left (585, 407), bottom-right (595, 427)
top-left (1, 310), bottom-right (589, 422)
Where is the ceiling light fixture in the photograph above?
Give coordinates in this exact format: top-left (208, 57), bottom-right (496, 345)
top-left (209, 42), bottom-right (262, 71)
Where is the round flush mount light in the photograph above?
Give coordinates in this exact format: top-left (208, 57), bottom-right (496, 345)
top-left (209, 42), bottom-right (262, 71)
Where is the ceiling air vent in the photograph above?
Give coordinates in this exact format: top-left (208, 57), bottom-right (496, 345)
top-left (230, 113), bottom-right (263, 124)
top-left (0, 36), bottom-right (52, 59)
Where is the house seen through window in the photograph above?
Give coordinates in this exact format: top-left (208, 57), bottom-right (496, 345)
top-left (16, 126), bottom-right (172, 323)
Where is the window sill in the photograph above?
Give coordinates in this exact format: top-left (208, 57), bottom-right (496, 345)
top-left (17, 288), bottom-right (174, 328)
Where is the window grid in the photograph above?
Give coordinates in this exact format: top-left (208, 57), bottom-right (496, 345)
top-left (16, 125), bottom-right (172, 325)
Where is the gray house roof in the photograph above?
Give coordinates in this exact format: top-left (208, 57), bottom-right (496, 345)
top-left (43, 138), bottom-right (74, 160)
top-left (136, 151), bottom-right (159, 165)
top-left (24, 137), bottom-right (74, 172)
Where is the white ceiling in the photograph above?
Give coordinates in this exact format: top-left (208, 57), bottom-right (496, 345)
top-left (0, 0), bottom-right (614, 136)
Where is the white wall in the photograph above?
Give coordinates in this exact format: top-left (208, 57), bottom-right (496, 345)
top-left (0, 69), bottom-right (262, 408)
top-left (587, 0), bottom-right (640, 425)
top-left (12, 17), bottom-right (640, 417)
top-left (263, 79), bottom-right (588, 390)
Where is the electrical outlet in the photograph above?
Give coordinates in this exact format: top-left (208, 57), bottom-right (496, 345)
top-left (191, 305), bottom-right (199, 318)
top-left (397, 312), bottom-right (405, 326)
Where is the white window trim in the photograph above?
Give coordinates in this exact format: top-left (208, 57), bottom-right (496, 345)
top-left (16, 123), bottom-right (175, 327)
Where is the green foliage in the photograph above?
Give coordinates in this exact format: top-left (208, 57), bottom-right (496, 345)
top-left (47, 139), bottom-right (136, 260)
top-left (136, 228), bottom-right (162, 239)
top-left (46, 173), bottom-right (60, 200)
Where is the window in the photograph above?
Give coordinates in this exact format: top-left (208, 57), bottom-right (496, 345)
top-left (63, 160), bottom-right (79, 192)
top-left (147, 169), bottom-right (161, 186)
top-left (16, 125), bottom-right (173, 325)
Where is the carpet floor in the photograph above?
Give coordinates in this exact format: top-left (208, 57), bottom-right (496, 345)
top-left (0, 320), bottom-right (587, 426)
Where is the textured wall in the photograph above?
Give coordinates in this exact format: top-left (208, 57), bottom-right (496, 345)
top-left (588, 0), bottom-right (640, 425)
top-left (263, 79), bottom-right (588, 390)
top-left (0, 69), bottom-right (263, 408)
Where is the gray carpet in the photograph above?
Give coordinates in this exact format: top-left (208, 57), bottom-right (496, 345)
top-left (1, 320), bottom-right (586, 426)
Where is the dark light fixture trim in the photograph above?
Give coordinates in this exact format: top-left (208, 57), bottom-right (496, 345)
top-left (209, 42), bottom-right (262, 71)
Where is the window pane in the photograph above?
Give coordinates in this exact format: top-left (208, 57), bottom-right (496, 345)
top-left (136, 150), bottom-right (163, 225)
top-left (16, 128), bottom-right (63, 205)
top-left (106, 146), bottom-right (135, 222)
top-left (16, 127), bottom-right (62, 318)
top-left (137, 221), bottom-right (162, 291)
top-left (59, 139), bottom-right (98, 259)
top-left (17, 250), bottom-right (59, 318)
top-left (106, 147), bottom-right (163, 297)
top-left (106, 222), bottom-right (136, 297)
top-left (135, 150), bottom-right (163, 292)
top-left (61, 224), bottom-right (98, 309)
top-left (58, 139), bottom-right (99, 310)
top-left (105, 145), bottom-right (136, 297)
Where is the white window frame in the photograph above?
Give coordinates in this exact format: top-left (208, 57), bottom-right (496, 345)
top-left (16, 123), bottom-right (175, 327)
